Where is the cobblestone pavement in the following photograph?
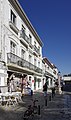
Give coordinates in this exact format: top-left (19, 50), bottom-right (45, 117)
top-left (0, 91), bottom-right (71, 120)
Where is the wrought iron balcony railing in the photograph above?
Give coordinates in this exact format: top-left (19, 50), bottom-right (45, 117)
top-left (7, 53), bottom-right (42, 74)
top-left (20, 31), bottom-right (29, 44)
top-left (20, 31), bottom-right (41, 55)
top-left (34, 45), bottom-right (40, 55)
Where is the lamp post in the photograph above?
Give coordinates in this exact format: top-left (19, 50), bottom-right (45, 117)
top-left (21, 74), bottom-right (23, 94)
top-left (58, 71), bottom-right (62, 94)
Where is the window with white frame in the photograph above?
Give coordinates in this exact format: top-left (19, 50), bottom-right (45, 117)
top-left (34, 41), bottom-right (36, 46)
top-left (47, 66), bottom-right (49, 70)
top-left (38, 46), bottom-right (40, 54)
top-left (29, 55), bottom-right (32, 63)
top-left (29, 34), bottom-right (32, 44)
top-left (29, 76), bottom-right (31, 82)
top-left (38, 80), bottom-right (40, 88)
top-left (11, 10), bottom-right (16, 25)
top-left (10, 41), bottom-right (16, 54)
top-left (34, 58), bottom-right (37, 66)
top-left (38, 61), bottom-right (40, 68)
top-left (22, 25), bottom-right (25, 34)
top-left (21, 49), bottom-right (25, 59)
top-left (50, 79), bottom-right (52, 85)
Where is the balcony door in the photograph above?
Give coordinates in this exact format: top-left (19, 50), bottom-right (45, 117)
top-left (34, 58), bottom-right (37, 66)
top-left (21, 49), bottom-right (25, 60)
top-left (10, 41), bottom-right (16, 63)
top-left (10, 41), bottom-right (16, 54)
top-left (29, 55), bottom-right (32, 63)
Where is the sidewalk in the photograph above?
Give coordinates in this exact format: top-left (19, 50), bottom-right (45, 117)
top-left (0, 91), bottom-right (71, 120)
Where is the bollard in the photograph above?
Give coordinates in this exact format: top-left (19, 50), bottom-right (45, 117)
top-left (52, 88), bottom-right (54, 98)
top-left (49, 95), bottom-right (51, 101)
top-left (45, 99), bottom-right (47, 106)
top-left (52, 92), bottom-right (54, 98)
top-left (38, 105), bottom-right (40, 115)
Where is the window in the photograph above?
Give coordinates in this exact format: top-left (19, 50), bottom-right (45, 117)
top-left (29, 55), bottom-right (32, 63)
top-left (47, 66), bottom-right (49, 70)
top-left (29, 34), bottom-right (32, 44)
top-left (10, 41), bottom-right (16, 54)
top-left (21, 49), bottom-right (25, 59)
top-left (22, 25), bottom-right (25, 34)
top-left (38, 78), bottom-right (41, 88)
top-left (43, 78), bottom-right (45, 85)
top-left (11, 10), bottom-right (16, 25)
top-left (38, 80), bottom-right (40, 88)
top-left (34, 58), bottom-right (36, 66)
top-left (34, 41), bottom-right (36, 46)
top-left (29, 76), bottom-right (31, 81)
top-left (53, 70), bottom-right (56, 74)
top-left (50, 79), bottom-right (52, 85)
top-left (38, 61), bottom-right (40, 68)
top-left (0, 53), bottom-right (1, 59)
top-left (38, 46), bottom-right (40, 54)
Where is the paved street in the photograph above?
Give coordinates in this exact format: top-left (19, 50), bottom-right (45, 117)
top-left (41, 93), bottom-right (71, 120)
top-left (0, 91), bottom-right (71, 120)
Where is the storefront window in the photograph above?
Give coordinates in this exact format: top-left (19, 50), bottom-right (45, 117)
top-left (38, 80), bottom-right (40, 88)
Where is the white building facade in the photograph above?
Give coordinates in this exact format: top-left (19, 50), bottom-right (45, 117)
top-left (63, 74), bottom-right (71, 84)
top-left (0, 0), bottom-right (60, 93)
top-left (0, 0), bottom-right (43, 92)
top-left (42, 58), bottom-right (59, 89)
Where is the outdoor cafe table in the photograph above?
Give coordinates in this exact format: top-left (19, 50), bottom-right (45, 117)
top-left (0, 92), bottom-right (22, 105)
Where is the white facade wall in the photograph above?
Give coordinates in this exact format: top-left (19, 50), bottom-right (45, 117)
top-left (0, 0), bottom-right (59, 93)
top-left (63, 76), bottom-right (71, 81)
top-left (0, 0), bottom-right (43, 92)
top-left (43, 58), bottom-right (59, 88)
top-left (0, 0), bottom-right (1, 53)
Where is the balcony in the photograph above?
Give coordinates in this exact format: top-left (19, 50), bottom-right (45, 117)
top-left (33, 45), bottom-right (40, 56)
top-left (7, 53), bottom-right (42, 74)
top-left (29, 42), bottom-right (33, 49)
top-left (9, 21), bottom-right (19, 35)
top-left (44, 71), bottom-right (53, 78)
top-left (20, 31), bottom-right (30, 47)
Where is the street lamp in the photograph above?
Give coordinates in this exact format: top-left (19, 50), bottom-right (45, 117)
top-left (21, 74), bottom-right (23, 94)
top-left (58, 71), bottom-right (62, 94)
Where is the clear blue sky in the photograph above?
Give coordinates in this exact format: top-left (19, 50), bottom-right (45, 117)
top-left (18, 0), bottom-right (71, 75)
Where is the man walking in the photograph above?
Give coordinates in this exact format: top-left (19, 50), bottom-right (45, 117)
top-left (43, 82), bottom-right (47, 97)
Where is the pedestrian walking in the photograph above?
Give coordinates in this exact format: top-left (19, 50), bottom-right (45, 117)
top-left (43, 82), bottom-right (48, 97)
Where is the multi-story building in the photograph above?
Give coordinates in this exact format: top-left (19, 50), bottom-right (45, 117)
top-left (42, 57), bottom-right (58, 88)
top-left (0, 0), bottom-right (43, 92)
top-left (63, 74), bottom-right (71, 84)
